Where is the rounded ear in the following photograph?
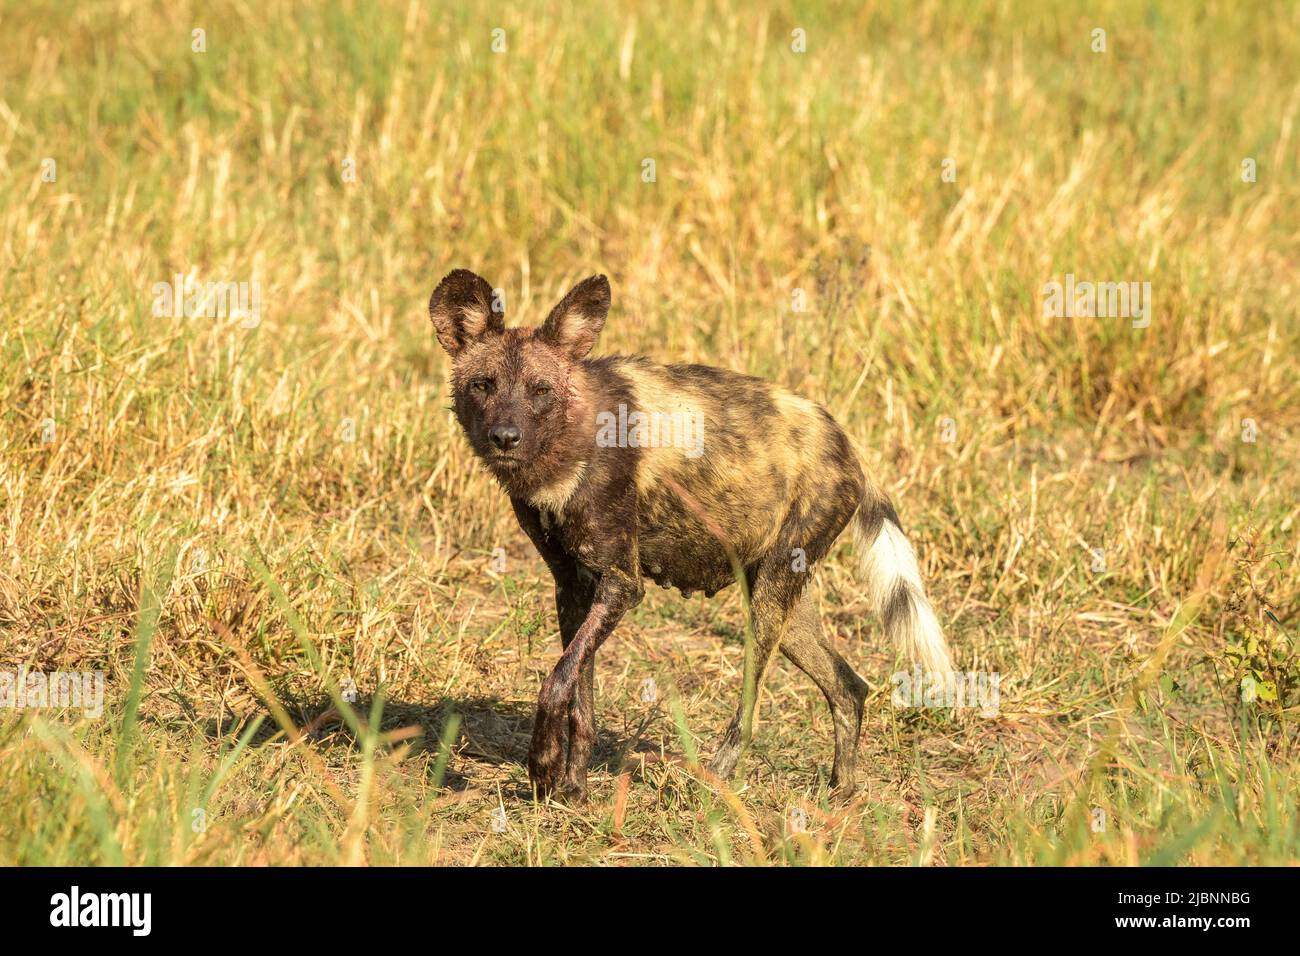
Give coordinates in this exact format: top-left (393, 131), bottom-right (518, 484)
top-left (428, 269), bottom-right (505, 356)
top-left (538, 275), bottom-right (610, 360)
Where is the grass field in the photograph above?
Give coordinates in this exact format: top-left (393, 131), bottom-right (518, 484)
top-left (1, 0), bottom-right (1298, 865)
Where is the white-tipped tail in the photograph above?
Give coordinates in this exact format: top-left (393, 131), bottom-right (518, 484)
top-left (854, 503), bottom-right (953, 675)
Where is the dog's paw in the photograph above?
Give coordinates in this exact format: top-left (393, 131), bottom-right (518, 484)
top-left (527, 744), bottom-right (565, 798)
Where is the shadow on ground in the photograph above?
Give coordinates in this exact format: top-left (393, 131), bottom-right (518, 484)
top-left (191, 693), bottom-right (655, 799)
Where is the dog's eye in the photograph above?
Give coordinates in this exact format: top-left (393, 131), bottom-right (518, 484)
top-left (532, 383), bottom-right (551, 398)
top-left (469, 378), bottom-right (493, 394)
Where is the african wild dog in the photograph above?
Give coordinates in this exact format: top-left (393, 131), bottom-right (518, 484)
top-left (430, 269), bottom-right (953, 800)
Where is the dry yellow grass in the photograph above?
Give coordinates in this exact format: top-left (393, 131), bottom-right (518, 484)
top-left (0, 0), bottom-right (1297, 864)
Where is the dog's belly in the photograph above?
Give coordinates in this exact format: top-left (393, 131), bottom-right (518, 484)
top-left (637, 530), bottom-right (738, 596)
top-left (632, 473), bottom-right (787, 596)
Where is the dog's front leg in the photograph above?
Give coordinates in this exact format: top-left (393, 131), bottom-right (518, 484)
top-left (555, 571), bottom-right (598, 800)
top-left (528, 569), bottom-right (639, 798)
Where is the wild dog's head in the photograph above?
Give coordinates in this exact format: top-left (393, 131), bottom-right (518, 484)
top-left (429, 268), bottom-right (609, 491)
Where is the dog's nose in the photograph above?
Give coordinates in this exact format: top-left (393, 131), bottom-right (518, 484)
top-left (489, 425), bottom-right (521, 451)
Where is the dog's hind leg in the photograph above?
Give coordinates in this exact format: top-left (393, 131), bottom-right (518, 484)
top-left (707, 477), bottom-right (863, 783)
top-left (706, 556), bottom-right (803, 781)
top-left (779, 590), bottom-right (870, 794)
